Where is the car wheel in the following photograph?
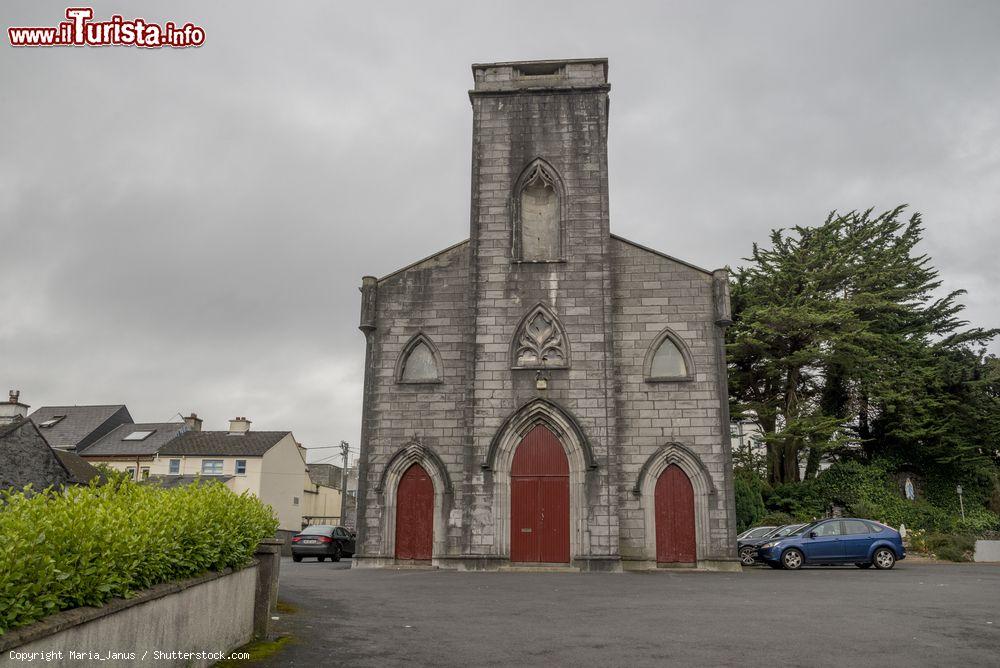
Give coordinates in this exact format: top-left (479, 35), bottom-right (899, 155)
top-left (781, 548), bottom-right (804, 570)
top-left (739, 547), bottom-right (756, 566)
top-left (318, 556), bottom-right (326, 562)
top-left (292, 555), bottom-right (302, 563)
top-left (873, 548), bottom-right (895, 570)
top-left (855, 562), bottom-right (872, 569)
top-left (332, 544), bottom-right (343, 562)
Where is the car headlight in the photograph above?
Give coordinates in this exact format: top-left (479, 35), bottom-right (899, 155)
top-left (761, 541), bottom-right (781, 549)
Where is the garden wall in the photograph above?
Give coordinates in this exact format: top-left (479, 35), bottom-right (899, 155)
top-left (974, 540), bottom-right (1000, 562)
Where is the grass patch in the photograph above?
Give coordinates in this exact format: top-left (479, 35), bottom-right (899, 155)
top-left (275, 600), bottom-right (297, 614)
top-left (215, 635), bottom-right (293, 666)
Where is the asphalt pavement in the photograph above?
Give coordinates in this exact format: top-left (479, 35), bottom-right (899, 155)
top-left (254, 558), bottom-right (1000, 667)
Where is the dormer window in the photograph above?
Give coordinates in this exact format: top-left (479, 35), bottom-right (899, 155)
top-left (123, 430), bottom-right (155, 441)
top-left (38, 416), bottom-right (65, 428)
top-left (513, 159), bottom-right (563, 262)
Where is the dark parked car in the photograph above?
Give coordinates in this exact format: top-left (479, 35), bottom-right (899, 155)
top-left (291, 525), bottom-right (356, 562)
top-left (755, 518), bottom-right (905, 570)
top-left (738, 523), bottom-right (806, 566)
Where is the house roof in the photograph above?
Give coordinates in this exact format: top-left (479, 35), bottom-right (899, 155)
top-left (53, 449), bottom-right (103, 485)
top-left (0, 417), bottom-right (73, 491)
top-left (81, 422), bottom-right (189, 457)
top-left (159, 431), bottom-right (291, 457)
top-left (28, 405), bottom-right (132, 449)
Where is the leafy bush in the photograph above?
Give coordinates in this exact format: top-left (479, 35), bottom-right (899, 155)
top-left (734, 472), bottom-right (767, 532)
top-left (0, 479), bottom-right (278, 634)
top-left (757, 511), bottom-right (796, 527)
top-left (920, 532), bottom-right (976, 562)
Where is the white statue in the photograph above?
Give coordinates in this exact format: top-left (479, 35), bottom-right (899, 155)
top-left (904, 477), bottom-right (915, 501)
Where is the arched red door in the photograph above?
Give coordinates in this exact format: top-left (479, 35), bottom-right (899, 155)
top-left (510, 425), bottom-right (570, 563)
top-left (395, 463), bottom-right (433, 560)
top-left (655, 464), bottom-right (696, 564)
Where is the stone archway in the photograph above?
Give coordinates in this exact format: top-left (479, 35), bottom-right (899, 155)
top-left (375, 438), bottom-right (451, 561)
top-left (634, 442), bottom-right (716, 565)
top-left (483, 398), bottom-right (593, 563)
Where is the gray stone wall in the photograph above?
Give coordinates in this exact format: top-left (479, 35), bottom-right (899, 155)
top-left (466, 85), bottom-right (618, 561)
top-left (356, 59), bottom-right (736, 568)
top-left (361, 242), bottom-right (471, 556)
top-left (608, 238), bottom-right (735, 561)
top-left (0, 420), bottom-right (71, 491)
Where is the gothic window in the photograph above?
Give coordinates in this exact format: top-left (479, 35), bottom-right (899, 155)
top-left (514, 159), bottom-right (562, 261)
top-left (644, 328), bottom-right (694, 382)
top-left (511, 304), bottom-right (569, 369)
top-left (397, 334), bottom-right (442, 384)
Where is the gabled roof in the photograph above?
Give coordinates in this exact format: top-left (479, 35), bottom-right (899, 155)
top-left (80, 422), bottom-right (189, 456)
top-left (159, 431), bottom-right (291, 457)
top-left (28, 404), bottom-right (133, 450)
top-left (0, 417), bottom-right (73, 491)
top-left (53, 450), bottom-right (103, 485)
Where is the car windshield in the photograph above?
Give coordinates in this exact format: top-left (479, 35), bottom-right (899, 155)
top-left (741, 527), bottom-right (773, 539)
top-left (300, 525), bottom-right (334, 535)
top-left (775, 523), bottom-right (808, 537)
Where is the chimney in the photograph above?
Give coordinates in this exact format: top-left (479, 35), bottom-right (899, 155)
top-left (228, 416), bottom-right (251, 433)
top-left (0, 390), bottom-right (29, 424)
top-left (183, 413), bottom-right (203, 432)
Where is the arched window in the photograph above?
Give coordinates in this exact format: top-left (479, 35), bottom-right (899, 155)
top-left (396, 334), bottom-right (442, 384)
top-left (513, 159), bottom-right (563, 262)
top-left (644, 328), bottom-right (694, 382)
top-left (511, 303), bottom-right (569, 369)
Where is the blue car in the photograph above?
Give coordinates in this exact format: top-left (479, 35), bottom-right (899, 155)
top-left (755, 518), bottom-right (905, 570)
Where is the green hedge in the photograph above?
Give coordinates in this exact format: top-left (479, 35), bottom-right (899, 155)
top-left (0, 478), bottom-right (278, 634)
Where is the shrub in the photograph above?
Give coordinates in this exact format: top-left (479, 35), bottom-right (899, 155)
top-left (757, 511), bottom-right (796, 527)
top-left (0, 478), bottom-right (278, 634)
top-left (922, 532), bottom-right (976, 562)
top-left (734, 472), bottom-right (767, 532)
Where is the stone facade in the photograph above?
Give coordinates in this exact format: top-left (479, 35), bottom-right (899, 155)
top-left (355, 59), bottom-right (738, 571)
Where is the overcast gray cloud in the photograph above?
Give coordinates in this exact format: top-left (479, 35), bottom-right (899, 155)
top-left (2, 1), bottom-right (998, 461)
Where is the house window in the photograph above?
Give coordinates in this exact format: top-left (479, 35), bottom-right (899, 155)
top-left (141, 467), bottom-right (150, 480)
top-left (293, 496), bottom-right (300, 506)
top-left (397, 334), bottom-right (442, 383)
top-left (514, 159), bottom-right (562, 261)
top-left (645, 328), bottom-right (693, 382)
top-left (235, 459), bottom-right (247, 475)
top-left (201, 459), bottom-right (224, 475)
top-left (125, 467), bottom-right (136, 480)
top-left (38, 415), bottom-right (66, 428)
top-left (168, 459), bottom-right (180, 475)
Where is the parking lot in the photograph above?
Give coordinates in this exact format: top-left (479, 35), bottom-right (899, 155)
top-left (258, 559), bottom-right (1000, 667)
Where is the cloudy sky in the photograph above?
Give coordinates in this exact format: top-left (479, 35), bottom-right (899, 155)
top-left (2, 1), bottom-right (998, 462)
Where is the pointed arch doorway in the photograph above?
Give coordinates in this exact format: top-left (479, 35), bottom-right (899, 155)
top-left (510, 425), bottom-right (570, 563)
top-left (395, 463), bottom-right (434, 560)
top-left (654, 464), bottom-right (697, 564)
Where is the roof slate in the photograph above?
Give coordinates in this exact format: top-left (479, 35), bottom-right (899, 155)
top-left (159, 431), bottom-right (291, 457)
top-left (28, 405), bottom-right (133, 449)
top-left (81, 422), bottom-right (189, 457)
top-left (53, 449), bottom-right (103, 484)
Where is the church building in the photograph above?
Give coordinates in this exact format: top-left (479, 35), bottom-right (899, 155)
top-left (355, 58), bottom-right (738, 571)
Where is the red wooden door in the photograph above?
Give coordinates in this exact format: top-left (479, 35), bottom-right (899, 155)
top-left (510, 425), bottom-right (570, 563)
top-left (655, 464), bottom-right (696, 564)
top-left (395, 463), bottom-right (433, 560)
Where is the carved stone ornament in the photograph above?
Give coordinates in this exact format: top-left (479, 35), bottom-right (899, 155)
top-left (512, 304), bottom-right (568, 368)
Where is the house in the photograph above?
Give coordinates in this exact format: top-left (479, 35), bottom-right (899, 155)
top-left (79, 415), bottom-right (197, 480)
top-left (28, 402), bottom-right (133, 451)
top-left (354, 59), bottom-right (737, 570)
top-left (150, 417), bottom-right (307, 534)
top-left (0, 416), bottom-right (101, 491)
top-left (302, 466), bottom-right (344, 527)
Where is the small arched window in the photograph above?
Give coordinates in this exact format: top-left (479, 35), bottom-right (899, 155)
top-left (644, 328), bottom-right (694, 382)
top-left (513, 159), bottom-right (563, 262)
top-left (396, 334), bottom-right (442, 384)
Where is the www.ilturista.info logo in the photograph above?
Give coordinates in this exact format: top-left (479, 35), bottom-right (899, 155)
top-left (8, 7), bottom-right (205, 48)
